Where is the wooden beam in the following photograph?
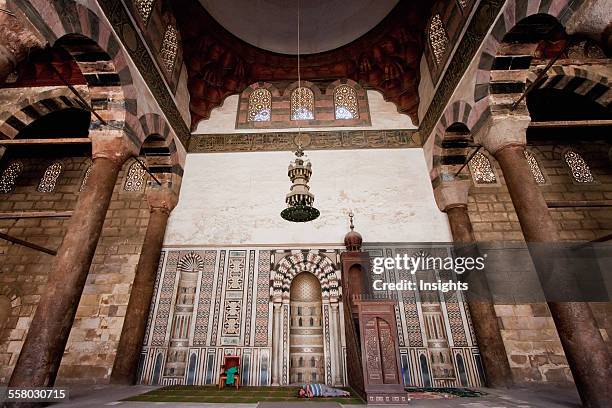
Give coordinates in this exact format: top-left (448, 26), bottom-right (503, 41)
top-left (0, 232), bottom-right (57, 255)
top-left (0, 138), bottom-right (91, 146)
top-left (547, 200), bottom-right (612, 208)
top-left (0, 211), bottom-right (73, 219)
top-left (529, 120), bottom-right (612, 128)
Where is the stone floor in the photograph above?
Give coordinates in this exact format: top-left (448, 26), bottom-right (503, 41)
top-left (48, 385), bottom-right (583, 408)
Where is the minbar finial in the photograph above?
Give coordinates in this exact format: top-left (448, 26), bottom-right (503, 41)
top-left (349, 212), bottom-right (355, 230)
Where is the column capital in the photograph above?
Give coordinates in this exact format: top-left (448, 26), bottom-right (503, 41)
top-left (90, 129), bottom-right (139, 165)
top-left (474, 113), bottom-right (531, 156)
top-left (433, 180), bottom-right (471, 212)
top-left (0, 6), bottom-right (45, 82)
top-left (146, 186), bottom-right (179, 213)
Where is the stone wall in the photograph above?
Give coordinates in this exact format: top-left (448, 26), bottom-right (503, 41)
top-left (0, 155), bottom-right (150, 384)
top-left (466, 138), bottom-right (612, 386)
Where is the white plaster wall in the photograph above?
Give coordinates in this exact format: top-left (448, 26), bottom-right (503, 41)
top-left (193, 90), bottom-right (416, 134)
top-left (164, 149), bottom-right (452, 246)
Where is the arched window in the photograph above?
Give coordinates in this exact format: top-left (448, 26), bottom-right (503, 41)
top-left (134, 0), bottom-right (154, 23)
top-left (429, 14), bottom-right (449, 65)
top-left (524, 149), bottom-right (545, 184)
top-left (37, 161), bottom-right (63, 192)
top-left (334, 85), bottom-right (359, 119)
top-left (160, 25), bottom-right (179, 73)
top-left (290, 87), bottom-right (315, 120)
top-left (124, 160), bottom-right (148, 191)
top-left (248, 88), bottom-right (272, 122)
top-left (468, 152), bottom-right (497, 184)
top-left (80, 164), bottom-right (92, 192)
top-left (0, 161), bottom-right (24, 193)
top-left (564, 150), bottom-right (594, 183)
top-left (457, 0), bottom-right (467, 9)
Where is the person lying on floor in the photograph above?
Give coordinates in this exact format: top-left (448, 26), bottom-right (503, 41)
top-left (298, 383), bottom-right (350, 398)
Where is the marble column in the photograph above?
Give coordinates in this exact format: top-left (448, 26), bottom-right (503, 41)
top-left (110, 185), bottom-right (179, 385)
top-left (9, 141), bottom-right (131, 388)
top-left (477, 114), bottom-right (612, 407)
top-left (435, 180), bottom-right (513, 388)
top-left (271, 303), bottom-right (281, 385)
top-left (0, 4), bottom-right (44, 83)
top-left (330, 303), bottom-right (343, 385)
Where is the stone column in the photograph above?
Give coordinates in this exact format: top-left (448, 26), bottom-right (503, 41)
top-left (477, 114), bottom-right (612, 407)
top-left (271, 303), bottom-right (281, 385)
top-left (8, 138), bottom-right (131, 388)
top-left (110, 183), bottom-right (179, 385)
top-left (0, 3), bottom-right (44, 83)
top-left (435, 180), bottom-right (513, 388)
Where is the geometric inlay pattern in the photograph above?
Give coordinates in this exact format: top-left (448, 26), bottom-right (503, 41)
top-left (248, 89), bottom-right (272, 122)
top-left (254, 251), bottom-right (271, 347)
top-left (151, 251), bottom-right (179, 346)
top-left (429, 14), bottom-right (449, 65)
top-left (439, 269), bottom-right (468, 347)
top-left (468, 152), bottom-right (496, 184)
top-left (37, 161), bottom-right (63, 192)
top-left (0, 160), bottom-right (24, 194)
top-left (244, 250), bottom-right (256, 345)
top-left (291, 87), bottom-right (315, 120)
top-left (564, 150), bottom-right (594, 183)
top-left (193, 251), bottom-right (218, 345)
top-left (334, 85), bottom-right (359, 119)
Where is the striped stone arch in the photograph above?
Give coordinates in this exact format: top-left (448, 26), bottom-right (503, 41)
top-left (526, 65), bottom-right (611, 109)
top-left (471, 0), bottom-right (586, 131)
top-left (430, 101), bottom-right (474, 186)
top-left (272, 252), bottom-right (340, 302)
top-left (139, 113), bottom-right (184, 178)
top-left (12, 0), bottom-right (141, 147)
top-left (0, 94), bottom-right (85, 139)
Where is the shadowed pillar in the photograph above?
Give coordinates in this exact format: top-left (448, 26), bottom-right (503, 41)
top-left (111, 185), bottom-right (179, 385)
top-left (435, 181), bottom-right (513, 388)
top-left (477, 114), bottom-right (612, 407)
top-left (8, 135), bottom-right (132, 388)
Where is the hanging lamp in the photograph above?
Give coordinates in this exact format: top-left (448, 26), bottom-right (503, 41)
top-left (281, 0), bottom-right (320, 223)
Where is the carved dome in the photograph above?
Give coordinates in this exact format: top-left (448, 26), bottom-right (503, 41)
top-left (344, 213), bottom-right (363, 251)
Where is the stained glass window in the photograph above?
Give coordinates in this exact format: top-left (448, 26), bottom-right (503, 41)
top-left (334, 85), bottom-right (359, 120)
top-left (524, 150), bottom-right (545, 184)
top-left (429, 14), bottom-right (449, 65)
top-left (468, 152), bottom-right (496, 184)
top-left (248, 89), bottom-right (272, 122)
top-left (0, 161), bottom-right (24, 193)
top-left (37, 162), bottom-right (63, 192)
top-left (290, 87), bottom-right (315, 120)
top-left (564, 150), bottom-right (594, 183)
top-left (160, 25), bottom-right (178, 73)
top-left (80, 165), bottom-right (92, 192)
top-left (134, 0), bottom-right (154, 23)
top-left (124, 160), bottom-right (147, 192)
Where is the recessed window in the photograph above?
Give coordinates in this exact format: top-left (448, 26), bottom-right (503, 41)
top-left (248, 89), bottom-right (272, 122)
top-left (37, 161), bottom-right (63, 193)
top-left (429, 14), bottom-right (449, 65)
top-left (0, 161), bottom-right (24, 194)
top-left (524, 150), bottom-right (545, 184)
top-left (160, 25), bottom-right (179, 73)
top-left (124, 160), bottom-right (147, 192)
top-left (290, 87), bottom-right (315, 120)
top-left (468, 152), bottom-right (496, 184)
top-left (134, 0), bottom-right (154, 23)
top-left (334, 85), bottom-right (359, 120)
top-left (564, 150), bottom-right (594, 183)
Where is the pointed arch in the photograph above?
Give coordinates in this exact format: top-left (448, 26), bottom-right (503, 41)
top-left (272, 252), bottom-right (340, 301)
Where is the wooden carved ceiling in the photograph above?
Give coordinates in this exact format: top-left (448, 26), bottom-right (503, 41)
top-left (174, 0), bottom-right (431, 129)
